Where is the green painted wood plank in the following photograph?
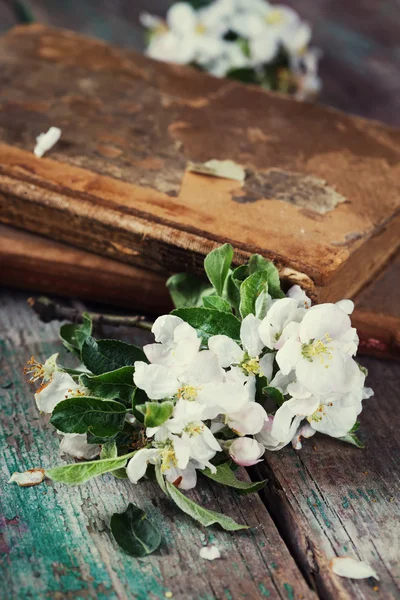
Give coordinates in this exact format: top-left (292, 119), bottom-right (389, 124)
top-left (0, 291), bottom-right (314, 600)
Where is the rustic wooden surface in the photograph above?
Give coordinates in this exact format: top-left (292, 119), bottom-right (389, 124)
top-left (252, 355), bottom-right (400, 599)
top-left (1, 25), bottom-right (400, 303)
top-left (1, 291), bottom-right (400, 599)
top-left (0, 291), bottom-right (314, 600)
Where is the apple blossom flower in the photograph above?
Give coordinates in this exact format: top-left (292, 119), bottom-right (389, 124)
top-left (275, 303), bottom-right (361, 396)
top-left (34, 371), bottom-right (86, 414)
top-left (228, 437), bottom-right (265, 466)
top-left (256, 407), bottom-right (302, 451)
top-left (24, 353), bottom-right (59, 383)
top-left (209, 313), bottom-right (274, 380)
top-left (259, 297), bottom-right (305, 351)
top-left (286, 285), bottom-right (311, 309)
top-left (127, 434), bottom-right (198, 489)
top-left (59, 433), bottom-right (100, 460)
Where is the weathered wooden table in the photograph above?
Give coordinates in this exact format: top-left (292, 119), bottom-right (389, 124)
top-left (1, 1), bottom-right (399, 599)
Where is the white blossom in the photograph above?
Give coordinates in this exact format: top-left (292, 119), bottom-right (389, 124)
top-left (228, 437), bottom-right (265, 466)
top-left (59, 433), bottom-right (100, 460)
top-left (34, 371), bottom-right (86, 414)
top-left (275, 303), bottom-right (360, 396)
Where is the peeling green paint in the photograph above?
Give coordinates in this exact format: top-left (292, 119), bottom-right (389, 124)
top-left (258, 582), bottom-right (271, 597)
top-left (283, 582), bottom-right (295, 600)
top-left (342, 496), bottom-right (350, 509)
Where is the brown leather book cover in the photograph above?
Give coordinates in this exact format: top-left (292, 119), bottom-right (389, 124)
top-left (0, 25), bottom-right (399, 304)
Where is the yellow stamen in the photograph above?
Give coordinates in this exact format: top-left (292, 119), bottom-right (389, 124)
top-left (265, 10), bottom-right (284, 25)
top-left (178, 385), bottom-right (200, 401)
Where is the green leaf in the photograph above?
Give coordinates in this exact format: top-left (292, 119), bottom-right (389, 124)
top-left (81, 338), bottom-right (146, 375)
top-left (171, 307), bottom-right (241, 345)
top-left (111, 503), bottom-right (162, 557)
top-left (166, 273), bottom-right (212, 308)
top-left (239, 270), bottom-right (269, 318)
top-left (262, 386), bottom-right (285, 406)
top-left (338, 432), bottom-right (365, 449)
top-left (59, 313), bottom-right (92, 356)
top-left (137, 401), bottom-right (174, 428)
top-left (227, 67), bottom-right (259, 84)
top-left (202, 295), bottom-right (232, 313)
top-left (231, 264), bottom-right (249, 289)
top-left (80, 366), bottom-right (135, 404)
top-left (248, 255), bottom-right (284, 299)
top-left (165, 481), bottom-right (248, 531)
top-left (46, 452), bottom-right (133, 485)
top-left (50, 397), bottom-right (126, 437)
top-left (100, 440), bottom-right (118, 460)
top-left (202, 462), bottom-right (266, 494)
top-left (204, 243), bottom-right (234, 296)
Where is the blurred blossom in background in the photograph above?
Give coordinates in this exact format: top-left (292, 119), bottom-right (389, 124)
top-left (141, 0), bottom-right (322, 100)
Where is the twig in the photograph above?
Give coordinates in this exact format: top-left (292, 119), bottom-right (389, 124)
top-left (27, 296), bottom-right (154, 331)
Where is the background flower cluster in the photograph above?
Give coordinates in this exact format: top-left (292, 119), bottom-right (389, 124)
top-left (141, 0), bottom-right (321, 99)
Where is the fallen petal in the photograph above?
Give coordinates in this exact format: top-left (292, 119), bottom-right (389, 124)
top-left (330, 557), bottom-right (379, 580)
top-left (187, 159), bottom-right (245, 184)
top-left (199, 545), bottom-right (221, 561)
top-left (8, 468), bottom-right (45, 487)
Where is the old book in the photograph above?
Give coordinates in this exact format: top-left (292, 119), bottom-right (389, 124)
top-left (0, 24), bottom-right (399, 303)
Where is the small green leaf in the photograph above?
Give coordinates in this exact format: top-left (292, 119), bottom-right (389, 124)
top-left (204, 243), bottom-right (234, 296)
top-left (171, 307), bottom-right (240, 345)
top-left (81, 338), bottom-right (146, 375)
top-left (46, 452), bottom-right (133, 485)
top-left (225, 272), bottom-right (240, 312)
top-left (50, 397), bottom-right (126, 437)
top-left (111, 503), bottom-right (162, 557)
top-left (100, 440), bottom-right (118, 460)
top-left (202, 462), bottom-right (266, 494)
top-left (339, 432), bottom-right (365, 449)
top-left (165, 481), bottom-right (248, 530)
top-left (60, 313), bottom-right (92, 356)
top-left (202, 296), bottom-right (232, 313)
top-left (166, 273), bottom-right (212, 308)
top-left (239, 270), bottom-right (269, 318)
top-left (80, 366), bottom-right (135, 404)
top-left (262, 386), bottom-right (285, 406)
top-left (231, 264), bottom-right (249, 289)
top-left (227, 66), bottom-right (259, 84)
top-left (138, 401), bottom-right (174, 428)
top-left (248, 255), bottom-right (284, 299)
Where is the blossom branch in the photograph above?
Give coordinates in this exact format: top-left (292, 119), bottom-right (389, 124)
top-left (27, 296), bottom-right (154, 331)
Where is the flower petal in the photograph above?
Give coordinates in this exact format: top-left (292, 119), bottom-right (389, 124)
top-left (126, 449), bottom-right (159, 484)
top-left (259, 353), bottom-right (275, 382)
top-left (228, 402), bottom-right (268, 436)
top-left (152, 315), bottom-right (183, 344)
top-left (133, 362), bottom-right (179, 400)
top-left (59, 433), bottom-right (100, 460)
top-left (330, 557), bottom-right (379, 580)
top-left (199, 545), bottom-right (221, 561)
top-left (208, 335), bottom-right (243, 367)
top-left (240, 314), bottom-right (263, 358)
top-left (35, 371), bottom-right (80, 414)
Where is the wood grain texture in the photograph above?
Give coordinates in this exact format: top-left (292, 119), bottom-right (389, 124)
top-left (251, 356), bottom-right (400, 599)
top-left (0, 25), bottom-right (400, 303)
top-left (0, 224), bottom-right (172, 314)
top-left (0, 290), bottom-right (314, 600)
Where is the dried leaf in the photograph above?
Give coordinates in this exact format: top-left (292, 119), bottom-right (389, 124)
top-left (187, 159), bottom-right (246, 184)
top-left (8, 468), bottom-right (45, 487)
top-left (330, 557), bottom-right (379, 580)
